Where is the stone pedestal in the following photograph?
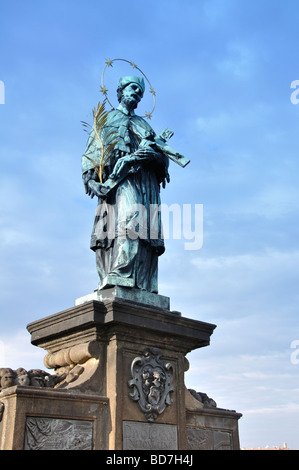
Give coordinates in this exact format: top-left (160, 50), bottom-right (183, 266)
top-left (0, 289), bottom-right (242, 450)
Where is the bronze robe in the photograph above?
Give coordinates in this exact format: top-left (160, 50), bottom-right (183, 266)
top-left (82, 105), bottom-right (169, 293)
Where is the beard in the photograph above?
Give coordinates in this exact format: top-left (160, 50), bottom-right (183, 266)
top-left (122, 94), bottom-right (140, 111)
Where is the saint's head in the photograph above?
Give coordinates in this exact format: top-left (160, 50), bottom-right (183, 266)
top-left (117, 76), bottom-right (145, 112)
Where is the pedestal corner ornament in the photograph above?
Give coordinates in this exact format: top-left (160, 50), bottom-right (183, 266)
top-left (128, 348), bottom-right (174, 422)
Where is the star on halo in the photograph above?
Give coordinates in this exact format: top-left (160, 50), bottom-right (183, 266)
top-left (100, 85), bottom-right (108, 95)
top-left (105, 58), bottom-right (113, 67)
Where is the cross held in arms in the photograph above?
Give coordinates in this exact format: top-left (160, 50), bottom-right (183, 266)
top-left (141, 127), bottom-right (190, 168)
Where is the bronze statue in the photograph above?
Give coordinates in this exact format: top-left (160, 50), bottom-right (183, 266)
top-left (82, 74), bottom-right (189, 293)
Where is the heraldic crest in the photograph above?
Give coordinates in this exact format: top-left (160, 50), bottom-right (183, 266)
top-left (128, 348), bottom-right (174, 422)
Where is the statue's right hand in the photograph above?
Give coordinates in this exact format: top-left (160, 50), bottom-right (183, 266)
top-left (87, 180), bottom-right (110, 200)
top-left (133, 146), bottom-right (159, 160)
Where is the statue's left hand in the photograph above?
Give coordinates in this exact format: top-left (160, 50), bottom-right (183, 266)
top-left (162, 171), bottom-right (170, 188)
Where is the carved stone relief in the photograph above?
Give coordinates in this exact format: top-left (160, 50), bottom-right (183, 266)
top-left (0, 368), bottom-right (67, 390)
top-left (24, 417), bottom-right (93, 450)
top-left (0, 341), bottom-right (100, 392)
top-left (186, 427), bottom-right (232, 450)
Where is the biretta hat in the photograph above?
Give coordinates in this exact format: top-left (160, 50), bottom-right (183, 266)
top-left (118, 76), bottom-right (145, 95)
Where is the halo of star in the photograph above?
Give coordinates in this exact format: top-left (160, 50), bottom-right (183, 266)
top-left (101, 58), bottom-right (156, 119)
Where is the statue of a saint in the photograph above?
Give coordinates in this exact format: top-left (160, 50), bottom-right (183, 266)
top-left (82, 76), bottom-right (170, 293)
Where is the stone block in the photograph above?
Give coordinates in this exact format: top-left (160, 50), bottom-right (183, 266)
top-left (0, 386), bottom-right (108, 450)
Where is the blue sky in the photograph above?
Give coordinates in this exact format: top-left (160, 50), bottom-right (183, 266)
top-left (1, 0), bottom-right (299, 450)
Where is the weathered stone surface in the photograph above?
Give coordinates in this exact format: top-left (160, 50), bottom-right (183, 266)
top-left (27, 298), bottom-right (216, 355)
top-left (122, 421), bottom-right (178, 450)
top-left (187, 427), bottom-right (232, 450)
top-left (186, 407), bottom-right (242, 450)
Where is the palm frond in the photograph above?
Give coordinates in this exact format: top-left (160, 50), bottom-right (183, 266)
top-left (85, 155), bottom-right (100, 173)
top-left (81, 121), bottom-right (92, 133)
top-left (82, 99), bottom-right (119, 184)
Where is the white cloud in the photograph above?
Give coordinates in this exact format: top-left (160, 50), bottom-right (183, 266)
top-left (160, 247), bottom-right (299, 336)
top-left (190, 250), bottom-right (299, 311)
top-left (244, 404), bottom-right (299, 415)
top-left (0, 331), bottom-right (45, 371)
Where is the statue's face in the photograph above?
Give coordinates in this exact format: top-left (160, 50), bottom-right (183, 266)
top-left (121, 83), bottom-right (143, 110)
